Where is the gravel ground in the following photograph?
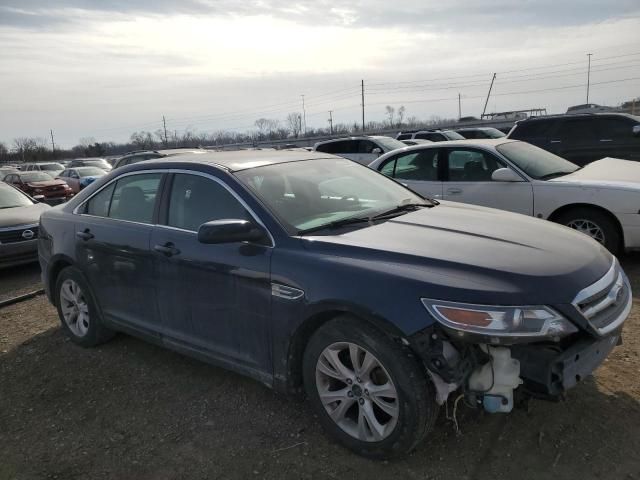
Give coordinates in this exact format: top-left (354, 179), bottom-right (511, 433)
top-left (0, 264), bottom-right (42, 303)
top-left (0, 257), bottom-right (639, 480)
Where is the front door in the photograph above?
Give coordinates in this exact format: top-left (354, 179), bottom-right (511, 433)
top-left (151, 172), bottom-right (273, 373)
top-left (442, 147), bottom-right (533, 215)
top-left (378, 149), bottom-right (443, 200)
top-left (75, 172), bottom-right (164, 335)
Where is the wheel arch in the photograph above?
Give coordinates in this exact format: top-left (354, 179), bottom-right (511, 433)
top-left (547, 203), bottom-right (624, 248)
top-left (283, 304), bottom-right (408, 395)
top-left (47, 254), bottom-right (75, 305)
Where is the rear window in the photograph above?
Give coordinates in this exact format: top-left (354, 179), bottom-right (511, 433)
top-left (396, 133), bottom-right (412, 140)
top-left (509, 119), bottom-right (556, 139)
top-left (315, 140), bottom-right (357, 154)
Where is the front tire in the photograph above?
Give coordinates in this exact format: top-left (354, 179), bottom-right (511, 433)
top-left (55, 266), bottom-right (115, 347)
top-left (303, 316), bottom-right (438, 459)
top-left (554, 207), bottom-right (620, 255)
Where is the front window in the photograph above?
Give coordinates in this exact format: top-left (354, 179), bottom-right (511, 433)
top-left (236, 158), bottom-right (429, 234)
top-left (0, 184), bottom-right (33, 208)
top-left (167, 174), bottom-right (250, 231)
top-left (447, 149), bottom-right (506, 181)
top-left (496, 141), bottom-right (579, 180)
top-left (19, 172), bottom-right (52, 182)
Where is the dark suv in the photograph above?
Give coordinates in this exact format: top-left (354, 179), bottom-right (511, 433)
top-left (508, 113), bottom-right (640, 166)
top-left (39, 151), bottom-right (630, 459)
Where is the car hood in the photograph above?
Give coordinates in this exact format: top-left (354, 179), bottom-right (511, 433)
top-left (0, 203), bottom-right (49, 228)
top-left (549, 158), bottom-right (640, 190)
top-left (26, 180), bottom-right (67, 188)
top-left (301, 201), bottom-right (612, 305)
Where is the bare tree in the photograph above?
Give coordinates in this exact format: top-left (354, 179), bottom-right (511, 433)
top-left (286, 112), bottom-right (303, 138)
top-left (397, 106), bottom-right (406, 127)
top-left (385, 106), bottom-right (395, 127)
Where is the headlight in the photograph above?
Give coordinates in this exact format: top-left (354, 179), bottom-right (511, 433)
top-left (421, 299), bottom-right (578, 341)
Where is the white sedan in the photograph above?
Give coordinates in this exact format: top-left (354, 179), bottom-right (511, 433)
top-left (369, 138), bottom-right (640, 254)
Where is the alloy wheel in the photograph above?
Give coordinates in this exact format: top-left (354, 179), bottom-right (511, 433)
top-left (315, 342), bottom-right (399, 442)
top-left (566, 218), bottom-right (605, 244)
top-left (59, 279), bottom-right (90, 337)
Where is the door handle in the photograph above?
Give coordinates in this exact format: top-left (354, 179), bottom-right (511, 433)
top-left (76, 229), bottom-right (94, 241)
top-left (153, 243), bottom-right (180, 257)
top-left (599, 139), bottom-right (613, 142)
top-left (550, 140), bottom-right (561, 144)
top-left (447, 188), bottom-right (462, 195)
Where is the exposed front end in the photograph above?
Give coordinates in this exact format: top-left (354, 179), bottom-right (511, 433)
top-left (411, 258), bottom-right (631, 413)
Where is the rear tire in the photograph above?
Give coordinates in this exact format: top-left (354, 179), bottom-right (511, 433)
top-left (55, 266), bottom-right (115, 347)
top-left (554, 207), bottom-right (621, 255)
top-left (303, 316), bottom-right (438, 459)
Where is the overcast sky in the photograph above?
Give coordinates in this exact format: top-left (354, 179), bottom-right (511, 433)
top-left (1, 0), bottom-right (639, 148)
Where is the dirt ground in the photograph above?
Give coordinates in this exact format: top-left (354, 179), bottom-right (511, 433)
top-left (1, 257), bottom-right (639, 480)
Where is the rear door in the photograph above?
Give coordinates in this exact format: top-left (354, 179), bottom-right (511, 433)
top-left (151, 171), bottom-right (273, 372)
top-left (442, 147), bottom-right (533, 215)
top-left (75, 172), bottom-right (164, 336)
top-left (549, 118), bottom-right (602, 165)
top-left (593, 116), bottom-right (640, 161)
top-left (377, 149), bottom-right (443, 199)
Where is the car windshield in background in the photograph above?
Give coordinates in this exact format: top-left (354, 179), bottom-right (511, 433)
top-left (374, 137), bottom-right (407, 151)
top-left (444, 131), bottom-right (465, 140)
top-left (20, 172), bottom-right (53, 182)
top-left (83, 160), bottom-right (111, 168)
top-left (76, 167), bottom-right (107, 177)
top-left (496, 141), bottom-right (580, 179)
top-left (483, 128), bottom-right (506, 138)
top-left (236, 158), bottom-right (429, 234)
top-left (0, 184), bottom-right (33, 208)
top-left (39, 163), bottom-right (64, 171)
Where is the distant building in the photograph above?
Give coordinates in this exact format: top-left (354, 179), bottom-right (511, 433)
top-left (566, 103), bottom-right (614, 114)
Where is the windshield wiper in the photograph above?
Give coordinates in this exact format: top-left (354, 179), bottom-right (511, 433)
top-left (370, 202), bottom-right (432, 220)
top-left (297, 215), bottom-right (373, 235)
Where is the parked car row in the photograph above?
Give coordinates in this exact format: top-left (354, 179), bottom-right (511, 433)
top-left (38, 149), bottom-right (631, 459)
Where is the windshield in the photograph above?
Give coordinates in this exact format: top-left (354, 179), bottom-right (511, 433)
top-left (84, 160), bottom-right (111, 168)
top-left (0, 184), bottom-right (33, 208)
top-left (443, 131), bottom-right (465, 140)
top-left (374, 137), bottom-right (406, 152)
top-left (76, 167), bottom-right (107, 177)
top-left (20, 172), bottom-right (52, 182)
top-left (39, 163), bottom-right (64, 171)
top-left (483, 128), bottom-right (506, 138)
top-left (496, 141), bottom-right (580, 179)
top-left (236, 158), bottom-right (429, 234)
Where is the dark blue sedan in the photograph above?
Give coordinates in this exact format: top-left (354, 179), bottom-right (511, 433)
top-left (38, 151), bottom-right (631, 458)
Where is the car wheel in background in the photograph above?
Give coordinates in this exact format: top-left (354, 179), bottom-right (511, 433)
top-left (55, 266), bottom-right (115, 347)
top-left (554, 207), bottom-right (621, 255)
top-left (303, 315), bottom-right (438, 459)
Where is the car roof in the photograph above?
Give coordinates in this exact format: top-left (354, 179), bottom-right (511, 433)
top-left (314, 135), bottom-right (390, 145)
top-left (129, 149), bottom-right (336, 173)
top-left (517, 112), bottom-right (640, 123)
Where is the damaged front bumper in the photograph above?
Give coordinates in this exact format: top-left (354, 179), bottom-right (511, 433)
top-left (409, 259), bottom-right (631, 413)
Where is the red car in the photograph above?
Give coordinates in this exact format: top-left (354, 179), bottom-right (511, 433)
top-left (2, 171), bottom-right (74, 205)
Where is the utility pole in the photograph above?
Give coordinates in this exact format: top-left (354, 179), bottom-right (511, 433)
top-left (49, 129), bottom-right (56, 156)
top-left (361, 80), bottom-right (365, 132)
top-left (482, 73), bottom-right (496, 118)
top-left (458, 93), bottom-right (462, 119)
top-left (162, 116), bottom-right (168, 146)
top-left (586, 53), bottom-right (593, 104)
top-left (301, 95), bottom-right (307, 136)
top-left (328, 110), bottom-right (334, 135)
top-left (174, 130), bottom-right (178, 148)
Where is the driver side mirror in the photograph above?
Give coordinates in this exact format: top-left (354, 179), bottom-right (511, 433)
top-left (633, 125), bottom-right (640, 136)
top-left (491, 168), bottom-right (523, 182)
top-left (371, 147), bottom-right (383, 156)
top-left (197, 219), bottom-right (266, 244)
top-left (33, 195), bottom-right (45, 202)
